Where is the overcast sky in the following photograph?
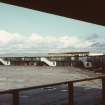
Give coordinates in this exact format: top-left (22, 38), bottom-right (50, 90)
top-left (0, 2), bottom-right (105, 55)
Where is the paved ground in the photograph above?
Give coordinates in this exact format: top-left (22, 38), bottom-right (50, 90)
top-left (0, 66), bottom-right (103, 105)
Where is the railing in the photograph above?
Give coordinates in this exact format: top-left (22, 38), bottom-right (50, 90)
top-left (0, 76), bottom-right (105, 105)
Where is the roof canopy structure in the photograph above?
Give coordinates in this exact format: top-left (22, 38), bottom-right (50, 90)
top-left (1, 0), bottom-right (105, 26)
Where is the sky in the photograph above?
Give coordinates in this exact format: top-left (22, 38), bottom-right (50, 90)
top-left (0, 2), bottom-right (105, 55)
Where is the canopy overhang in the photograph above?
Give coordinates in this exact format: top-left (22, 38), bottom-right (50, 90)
top-left (1, 0), bottom-right (105, 26)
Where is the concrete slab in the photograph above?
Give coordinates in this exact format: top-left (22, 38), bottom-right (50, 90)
top-left (0, 66), bottom-right (104, 92)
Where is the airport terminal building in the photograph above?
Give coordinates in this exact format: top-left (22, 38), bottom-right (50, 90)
top-left (0, 52), bottom-right (89, 66)
top-left (0, 51), bottom-right (105, 71)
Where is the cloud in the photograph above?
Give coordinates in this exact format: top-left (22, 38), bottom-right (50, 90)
top-left (86, 33), bottom-right (99, 40)
top-left (29, 33), bottom-right (44, 43)
top-left (0, 30), bottom-right (14, 45)
top-left (0, 30), bottom-right (95, 54)
top-left (0, 30), bottom-right (25, 46)
top-left (59, 36), bottom-right (80, 48)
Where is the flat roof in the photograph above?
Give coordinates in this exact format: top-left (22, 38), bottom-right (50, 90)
top-left (0, 52), bottom-right (89, 57)
top-left (0, 66), bottom-right (104, 93)
top-left (49, 52), bottom-right (89, 54)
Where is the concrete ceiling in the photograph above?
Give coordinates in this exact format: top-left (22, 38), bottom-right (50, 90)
top-left (1, 0), bottom-right (105, 26)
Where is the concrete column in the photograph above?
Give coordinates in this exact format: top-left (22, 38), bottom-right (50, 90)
top-left (68, 82), bottom-right (74, 105)
top-left (102, 78), bottom-right (105, 105)
top-left (12, 91), bottom-right (20, 105)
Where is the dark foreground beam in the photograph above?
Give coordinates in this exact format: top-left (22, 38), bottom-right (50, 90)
top-left (0, 0), bottom-right (105, 26)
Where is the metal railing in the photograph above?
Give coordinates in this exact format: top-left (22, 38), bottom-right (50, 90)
top-left (0, 75), bottom-right (105, 105)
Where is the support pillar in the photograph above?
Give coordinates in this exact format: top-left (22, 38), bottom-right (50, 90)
top-left (102, 78), bottom-right (105, 105)
top-left (12, 91), bottom-right (20, 105)
top-left (68, 82), bottom-right (74, 105)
